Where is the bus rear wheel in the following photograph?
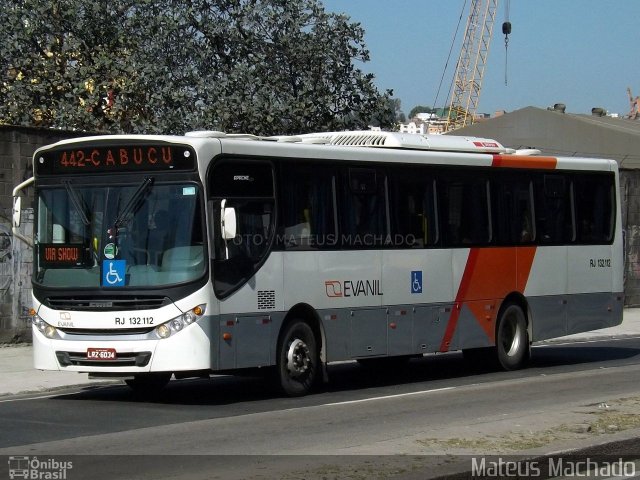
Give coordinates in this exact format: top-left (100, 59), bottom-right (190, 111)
top-left (276, 321), bottom-right (319, 397)
top-left (496, 302), bottom-right (529, 371)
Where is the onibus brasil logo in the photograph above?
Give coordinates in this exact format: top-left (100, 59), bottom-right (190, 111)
top-left (8, 456), bottom-right (72, 479)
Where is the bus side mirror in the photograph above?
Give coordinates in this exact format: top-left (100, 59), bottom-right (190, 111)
top-left (12, 176), bottom-right (34, 247)
top-left (220, 200), bottom-right (237, 240)
top-left (12, 196), bottom-right (21, 228)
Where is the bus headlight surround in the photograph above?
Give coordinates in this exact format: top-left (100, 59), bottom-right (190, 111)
top-left (183, 311), bottom-right (196, 325)
top-left (44, 325), bottom-right (57, 338)
top-left (155, 304), bottom-right (206, 339)
top-left (32, 316), bottom-right (58, 339)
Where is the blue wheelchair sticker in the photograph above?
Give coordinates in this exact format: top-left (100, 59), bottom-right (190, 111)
top-left (411, 270), bottom-right (423, 294)
top-left (102, 260), bottom-right (126, 287)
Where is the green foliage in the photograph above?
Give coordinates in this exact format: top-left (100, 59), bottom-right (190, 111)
top-left (0, 0), bottom-right (396, 135)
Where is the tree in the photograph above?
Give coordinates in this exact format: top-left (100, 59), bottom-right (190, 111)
top-left (388, 98), bottom-right (406, 124)
top-left (0, 0), bottom-right (395, 135)
top-left (0, 2), bottom-right (136, 131)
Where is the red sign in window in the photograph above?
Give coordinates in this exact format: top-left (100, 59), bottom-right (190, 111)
top-left (39, 244), bottom-right (87, 268)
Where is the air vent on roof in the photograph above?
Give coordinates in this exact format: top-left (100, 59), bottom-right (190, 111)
top-left (329, 133), bottom-right (388, 147)
top-left (548, 103), bottom-right (566, 113)
top-left (296, 130), bottom-right (507, 153)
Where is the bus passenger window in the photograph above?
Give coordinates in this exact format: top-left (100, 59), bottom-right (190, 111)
top-left (441, 175), bottom-right (490, 246)
top-left (535, 175), bottom-right (573, 244)
top-left (280, 164), bottom-right (336, 249)
top-left (493, 174), bottom-right (534, 244)
top-left (339, 168), bottom-right (388, 247)
top-left (574, 174), bottom-right (614, 244)
top-left (389, 169), bottom-right (438, 248)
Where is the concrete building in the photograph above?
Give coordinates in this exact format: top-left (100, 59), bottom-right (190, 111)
top-left (398, 116), bottom-right (447, 135)
top-left (451, 106), bottom-right (640, 304)
top-left (398, 121), bottom-right (426, 134)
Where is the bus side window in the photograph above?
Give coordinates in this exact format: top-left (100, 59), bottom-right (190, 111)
top-left (493, 173), bottom-right (535, 244)
top-left (388, 168), bottom-right (438, 248)
top-left (280, 163), bottom-right (336, 249)
top-left (574, 173), bottom-right (615, 244)
top-left (209, 159), bottom-right (276, 298)
top-left (441, 174), bottom-right (491, 246)
top-left (339, 168), bottom-right (388, 247)
top-left (535, 174), bottom-right (573, 244)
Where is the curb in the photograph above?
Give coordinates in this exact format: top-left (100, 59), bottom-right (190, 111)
top-left (535, 332), bottom-right (640, 345)
top-left (0, 381), bottom-right (123, 401)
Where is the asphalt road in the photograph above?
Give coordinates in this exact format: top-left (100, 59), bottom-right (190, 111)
top-left (1, 337), bottom-right (640, 479)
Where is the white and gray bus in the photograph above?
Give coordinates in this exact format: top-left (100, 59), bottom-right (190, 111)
top-left (13, 130), bottom-right (623, 396)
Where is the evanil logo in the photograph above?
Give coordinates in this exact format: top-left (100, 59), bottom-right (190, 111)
top-left (325, 279), bottom-right (383, 298)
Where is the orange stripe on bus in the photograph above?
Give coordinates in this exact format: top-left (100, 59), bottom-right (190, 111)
top-left (439, 249), bottom-right (480, 352)
top-left (439, 247), bottom-right (537, 352)
top-left (492, 155), bottom-right (557, 169)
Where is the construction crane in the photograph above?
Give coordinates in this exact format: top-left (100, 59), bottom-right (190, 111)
top-left (445, 0), bottom-right (502, 132)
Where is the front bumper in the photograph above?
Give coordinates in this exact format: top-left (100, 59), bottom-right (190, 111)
top-left (33, 318), bottom-right (213, 373)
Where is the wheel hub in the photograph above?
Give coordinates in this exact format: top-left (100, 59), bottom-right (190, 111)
top-left (286, 338), bottom-right (310, 377)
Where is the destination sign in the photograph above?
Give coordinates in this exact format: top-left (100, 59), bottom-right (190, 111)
top-left (36, 144), bottom-right (196, 175)
top-left (39, 244), bottom-right (90, 268)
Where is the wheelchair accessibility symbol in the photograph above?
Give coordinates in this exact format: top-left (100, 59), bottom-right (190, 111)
top-left (411, 270), bottom-right (423, 294)
top-left (102, 260), bottom-right (126, 287)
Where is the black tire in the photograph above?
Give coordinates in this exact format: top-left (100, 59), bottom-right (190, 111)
top-left (496, 302), bottom-right (529, 371)
top-left (125, 373), bottom-right (171, 396)
top-left (276, 321), bottom-right (319, 397)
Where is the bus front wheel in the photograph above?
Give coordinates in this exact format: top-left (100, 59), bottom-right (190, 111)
top-left (496, 302), bottom-right (529, 371)
top-left (276, 321), bottom-right (319, 397)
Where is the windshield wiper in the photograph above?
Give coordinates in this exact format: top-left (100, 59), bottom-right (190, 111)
top-left (113, 177), bottom-right (154, 228)
top-left (62, 180), bottom-right (90, 226)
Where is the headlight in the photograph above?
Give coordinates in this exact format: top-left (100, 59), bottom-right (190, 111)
top-left (32, 316), bottom-right (58, 339)
top-left (156, 324), bottom-right (171, 339)
top-left (155, 304), bottom-right (206, 339)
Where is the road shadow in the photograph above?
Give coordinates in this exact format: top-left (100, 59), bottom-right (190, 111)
top-left (51, 339), bottom-right (640, 408)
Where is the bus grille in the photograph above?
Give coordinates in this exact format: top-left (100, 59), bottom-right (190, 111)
top-left (58, 327), bottom-right (155, 336)
top-left (45, 296), bottom-right (170, 311)
top-left (56, 351), bottom-right (152, 367)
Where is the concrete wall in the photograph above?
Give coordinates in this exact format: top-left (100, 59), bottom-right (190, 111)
top-left (621, 170), bottom-right (640, 305)
top-left (0, 126), bottom-right (90, 342)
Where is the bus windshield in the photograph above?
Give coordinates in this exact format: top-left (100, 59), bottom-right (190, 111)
top-left (34, 181), bottom-right (206, 288)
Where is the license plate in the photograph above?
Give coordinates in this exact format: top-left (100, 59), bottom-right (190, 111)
top-left (86, 348), bottom-right (117, 360)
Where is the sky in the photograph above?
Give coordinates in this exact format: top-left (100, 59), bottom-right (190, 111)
top-left (321, 0), bottom-right (640, 117)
